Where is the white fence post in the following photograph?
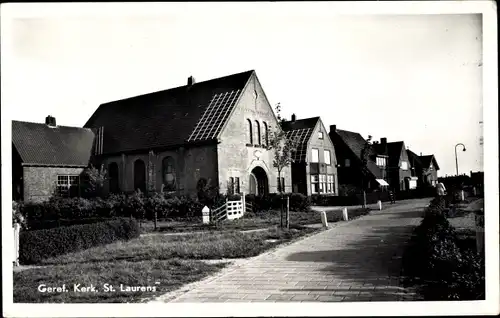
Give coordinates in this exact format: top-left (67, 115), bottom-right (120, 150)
top-left (377, 200), bottom-right (382, 211)
top-left (320, 211), bottom-right (328, 228)
top-left (242, 192), bottom-right (246, 215)
top-left (202, 206), bottom-right (210, 224)
top-left (342, 208), bottom-right (349, 221)
top-left (13, 223), bottom-right (21, 266)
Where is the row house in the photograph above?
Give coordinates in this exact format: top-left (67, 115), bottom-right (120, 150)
top-left (281, 115), bottom-right (338, 196)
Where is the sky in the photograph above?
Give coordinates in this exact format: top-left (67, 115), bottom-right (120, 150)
top-left (1, 3), bottom-right (486, 177)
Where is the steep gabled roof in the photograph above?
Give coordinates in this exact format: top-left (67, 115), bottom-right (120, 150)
top-left (84, 70), bottom-right (255, 155)
top-left (281, 117), bottom-right (319, 162)
top-left (12, 120), bottom-right (95, 166)
top-left (406, 149), bottom-right (423, 169)
top-left (333, 129), bottom-right (381, 177)
top-left (386, 141), bottom-right (405, 167)
top-left (420, 155), bottom-right (440, 170)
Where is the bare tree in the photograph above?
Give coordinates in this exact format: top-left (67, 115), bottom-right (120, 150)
top-left (265, 103), bottom-right (298, 229)
top-left (266, 103), bottom-right (298, 194)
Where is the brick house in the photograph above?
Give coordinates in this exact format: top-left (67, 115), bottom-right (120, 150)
top-left (84, 70), bottom-right (291, 196)
top-left (328, 125), bottom-right (389, 193)
top-left (406, 149), bottom-right (440, 188)
top-left (375, 140), bottom-right (413, 192)
top-left (281, 115), bottom-right (338, 196)
top-left (11, 116), bottom-right (95, 202)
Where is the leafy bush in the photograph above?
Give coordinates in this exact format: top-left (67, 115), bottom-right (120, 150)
top-left (80, 164), bottom-right (108, 198)
top-left (288, 193), bottom-right (311, 212)
top-left (402, 198), bottom-right (485, 300)
top-left (19, 217), bottom-right (140, 265)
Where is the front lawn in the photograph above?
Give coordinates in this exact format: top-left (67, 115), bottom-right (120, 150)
top-left (14, 258), bottom-right (225, 303)
top-left (40, 227), bottom-right (319, 265)
top-left (15, 226), bottom-right (320, 303)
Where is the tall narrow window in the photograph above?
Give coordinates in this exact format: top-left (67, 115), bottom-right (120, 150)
top-left (311, 175), bottom-right (319, 194)
top-left (134, 159), bottom-right (146, 192)
top-left (247, 119), bottom-right (253, 145)
top-left (345, 159), bottom-right (351, 167)
top-left (255, 120), bottom-right (261, 145)
top-left (108, 162), bottom-right (120, 193)
top-left (311, 148), bottom-right (319, 163)
top-left (235, 177), bottom-right (240, 193)
top-left (263, 122), bottom-right (269, 147)
top-left (324, 150), bottom-right (331, 165)
top-left (327, 175), bottom-right (334, 193)
top-left (162, 157), bottom-right (176, 192)
top-left (228, 177), bottom-right (235, 195)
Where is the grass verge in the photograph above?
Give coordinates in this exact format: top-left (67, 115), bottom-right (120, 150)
top-left (140, 207), bottom-right (371, 233)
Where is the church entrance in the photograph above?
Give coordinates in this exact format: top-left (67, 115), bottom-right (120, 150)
top-left (249, 166), bottom-right (269, 195)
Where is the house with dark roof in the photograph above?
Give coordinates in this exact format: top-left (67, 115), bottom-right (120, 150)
top-left (281, 115), bottom-right (338, 196)
top-left (406, 149), bottom-right (440, 188)
top-left (373, 139), bottom-right (413, 192)
top-left (84, 70), bottom-right (291, 196)
top-left (12, 116), bottom-right (95, 202)
top-left (328, 125), bottom-right (389, 193)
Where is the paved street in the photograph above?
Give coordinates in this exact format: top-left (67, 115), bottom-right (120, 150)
top-left (153, 198), bottom-right (431, 303)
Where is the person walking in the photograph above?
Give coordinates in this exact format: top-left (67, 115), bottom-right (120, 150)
top-left (389, 188), bottom-right (396, 204)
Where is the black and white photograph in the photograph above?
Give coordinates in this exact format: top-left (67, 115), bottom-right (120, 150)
top-left (1, 1), bottom-right (498, 317)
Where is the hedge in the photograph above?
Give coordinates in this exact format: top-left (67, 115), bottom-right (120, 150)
top-left (19, 217), bottom-right (140, 265)
top-left (245, 193), bottom-right (311, 212)
top-left (17, 192), bottom-right (206, 228)
top-left (401, 197), bottom-right (485, 300)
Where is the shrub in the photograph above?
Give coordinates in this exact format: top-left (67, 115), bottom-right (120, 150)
top-left (19, 217), bottom-right (140, 265)
top-left (288, 193), bottom-right (311, 212)
top-left (402, 198), bottom-right (485, 300)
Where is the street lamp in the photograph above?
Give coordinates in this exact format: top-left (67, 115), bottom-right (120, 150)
top-left (455, 143), bottom-right (466, 176)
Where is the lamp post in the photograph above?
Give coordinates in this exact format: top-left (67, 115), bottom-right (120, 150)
top-left (454, 143), bottom-right (466, 176)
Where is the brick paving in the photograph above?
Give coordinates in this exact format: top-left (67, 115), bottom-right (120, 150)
top-left (152, 198), bottom-right (431, 303)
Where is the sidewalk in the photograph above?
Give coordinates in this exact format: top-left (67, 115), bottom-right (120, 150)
top-left (151, 198), bottom-right (431, 303)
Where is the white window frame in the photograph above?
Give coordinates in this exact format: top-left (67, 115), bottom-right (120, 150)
top-left (319, 174), bottom-right (326, 193)
top-left (376, 156), bottom-right (386, 167)
top-left (324, 150), bottom-right (331, 165)
top-left (401, 161), bottom-right (408, 170)
top-left (311, 148), bottom-right (319, 163)
top-left (327, 175), bottom-right (334, 193)
top-left (57, 175), bottom-right (80, 197)
top-left (311, 175), bottom-right (319, 194)
top-left (318, 131), bottom-right (324, 140)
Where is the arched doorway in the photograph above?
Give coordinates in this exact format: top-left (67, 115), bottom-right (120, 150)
top-left (249, 166), bottom-right (269, 195)
top-left (134, 159), bottom-right (146, 192)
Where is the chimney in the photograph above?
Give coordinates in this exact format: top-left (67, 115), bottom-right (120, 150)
top-left (187, 76), bottom-right (196, 86)
top-left (420, 152), bottom-right (422, 156)
top-left (329, 125), bottom-right (336, 134)
top-left (380, 137), bottom-right (387, 145)
top-left (45, 115), bottom-right (56, 127)
top-left (291, 113), bottom-right (296, 122)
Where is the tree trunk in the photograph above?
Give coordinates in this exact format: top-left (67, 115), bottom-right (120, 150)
top-left (361, 176), bottom-right (366, 208)
top-left (153, 210), bottom-right (157, 230)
